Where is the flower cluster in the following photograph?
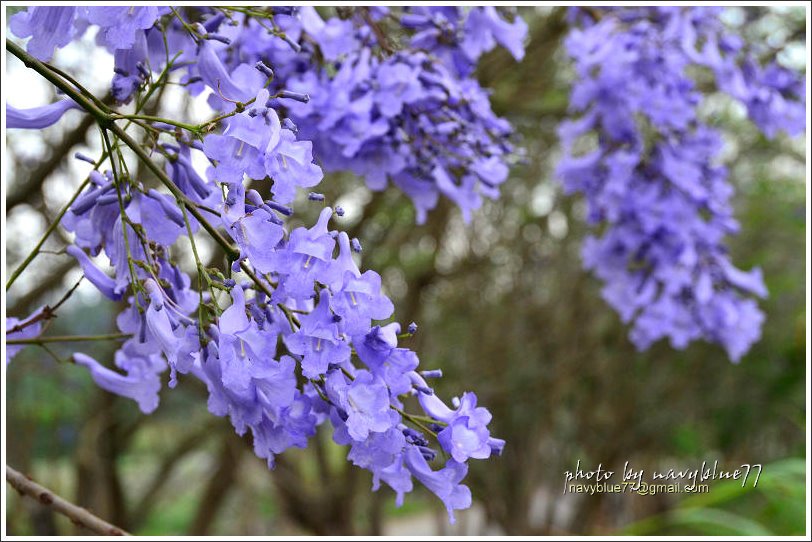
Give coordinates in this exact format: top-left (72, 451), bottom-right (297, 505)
top-left (8, 5), bottom-right (509, 521)
top-left (557, 7), bottom-right (805, 361)
top-left (208, 6), bottom-right (527, 223)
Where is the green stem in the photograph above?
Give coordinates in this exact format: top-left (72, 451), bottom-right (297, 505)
top-left (7, 38), bottom-right (451, 447)
top-left (180, 203), bottom-right (213, 333)
top-left (198, 97), bottom-right (258, 131)
top-left (7, 333), bottom-right (131, 345)
top-left (5, 40), bottom-right (279, 304)
top-left (100, 128), bottom-right (141, 293)
top-left (170, 7), bottom-right (201, 40)
top-left (44, 62), bottom-right (112, 113)
top-left (111, 113), bottom-right (201, 134)
top-left (5, 178), bottom-right (89, 290)
top-left (7, 40), bottom-right (111, 127)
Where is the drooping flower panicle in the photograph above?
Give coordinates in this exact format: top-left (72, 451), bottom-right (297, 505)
top-left (557, 7), bottom-right (803, 361)
top-left (6, 6), bottom-right (516, 521)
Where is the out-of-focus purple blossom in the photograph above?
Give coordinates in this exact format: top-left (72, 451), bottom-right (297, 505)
top-left (6, 99), bottom-right (80, 129)
top-left (287, 48), bottom-right (516, 223)
top-left (111, 30), bottom-right (149, 102)
top-left (299, 6), bottom-right (357, 61)
top-left (558, 7), bottom-right (802, 361)
top-left (83, 6), bottom-right (165, 51)
top-left (9, 7), bottom-right (80, 61)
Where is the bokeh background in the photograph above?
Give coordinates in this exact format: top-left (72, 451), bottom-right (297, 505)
top-left (4, 6), bottom-right (807, 536)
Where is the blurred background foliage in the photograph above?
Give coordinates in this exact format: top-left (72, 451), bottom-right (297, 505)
top-left (4, 6), bottom-right (807, 536)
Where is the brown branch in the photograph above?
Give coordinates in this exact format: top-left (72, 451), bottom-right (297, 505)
top-left (360, 8), bottom-right (395, 54)
top-left (6, 277), bottom-right (82, 334)
top-left (6, 465), bottom-right (130, 536)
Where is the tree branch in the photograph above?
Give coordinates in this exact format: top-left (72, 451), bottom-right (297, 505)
top-left (6, 465), bottom-right (129, 536)
top-left (5, 38), bottom-right (282, 304)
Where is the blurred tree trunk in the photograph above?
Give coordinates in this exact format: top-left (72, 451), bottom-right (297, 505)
top-left (74, 391), bottom-right (129, 534)
top-left (188, 439), bottom-right (241, 535)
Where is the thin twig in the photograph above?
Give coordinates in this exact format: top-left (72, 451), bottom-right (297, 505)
top-left (6, 277), bottom-right (84, 334)
top-left (7, 333), bottom-right (131, 345)
top-left (5, 179), bottom-right (89, 290)
top-left (360, 8), bottom-right (395, 54)
top-left (6, 465), bottom-right (130, 536)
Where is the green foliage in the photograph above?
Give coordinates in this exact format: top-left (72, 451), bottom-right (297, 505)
top-left (624, 458), bottom-right (806, 535)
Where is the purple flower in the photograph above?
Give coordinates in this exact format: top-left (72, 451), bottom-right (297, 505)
top-left (83, 7), bottom-right (164, 51)
top-left (344, 427), bottom-right (406, 471)
top-left (462, 7), bottom-right (527, 62)
top-left (6, 7), bottom-right (520, 521)
top-left (253, 355), bottom-right (298, 411)
top-left (165, 145), bottom-right (219, 209)
top-left (286, 292), bottom-right (350, 378)
top-left (299, 6), bottom-right (357, 61)
top-left (326, 370), bottom-right (399, 441)
top-left (73, 347), bottom-right (165, 414)
top-left (403, 445), bottom-right (471, 523)
top-left (144, 279), bottom-right (189, 363)
top-left (274, 207), bottom-right (337, 300)
top-left (250, 392), bottom-right (318, 468)
top-left (61, 172), bottom-right (121, 255)
top-left (66, 245), bottom-right (120, 300)
top-left (418, 387), bottom-right (501, 462)
top-left (371, 452), bottom-right (414, 506)
top-left (111, 30), bottom-right (149, 102)
top-left (353, 324), bottom-right (419, 398)
top-left (6, 99), bottom-right (80, 129)
top-left (284, 35), bottom-right (518, 223)
top-left (264, 128), bottom-right (324, 203)
top-left (203, 103), bottom-right (277, 183)
top-left (128, 189), bottom-right (190, 247)
top-left (329, 233), bottom-right (394, 335)
top-left (375, 61), bottom-right (424, 117)
top-left (199, 340), bottom-right (263, 434)
top-left (556, 7), bottom-right (797, 361)
top-left (215, 285), bottom-right (278, 394)
top-left (438, 416), bottom-right (493, 463)
top-left (228, 208), bottom-right (285, 274)
top-left (196, 42), bottom-right (264, 107)
top-left (9, 7), bottom-right (80, 61)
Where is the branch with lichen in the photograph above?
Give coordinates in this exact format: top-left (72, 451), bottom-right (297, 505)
top-left (6, 465), bottom-right (130, 536)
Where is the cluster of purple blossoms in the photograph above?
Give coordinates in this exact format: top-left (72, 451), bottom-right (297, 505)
top-left (557, 7), bottom-right (805, 361)
top-left (201, 6), bottom-right (527, 223)
top-left (286, 7), bottom-right (527, 223)
top-left (7, 6), bottom-right (509, 521)
top-left (6, 5), bottom-right (803, 521)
